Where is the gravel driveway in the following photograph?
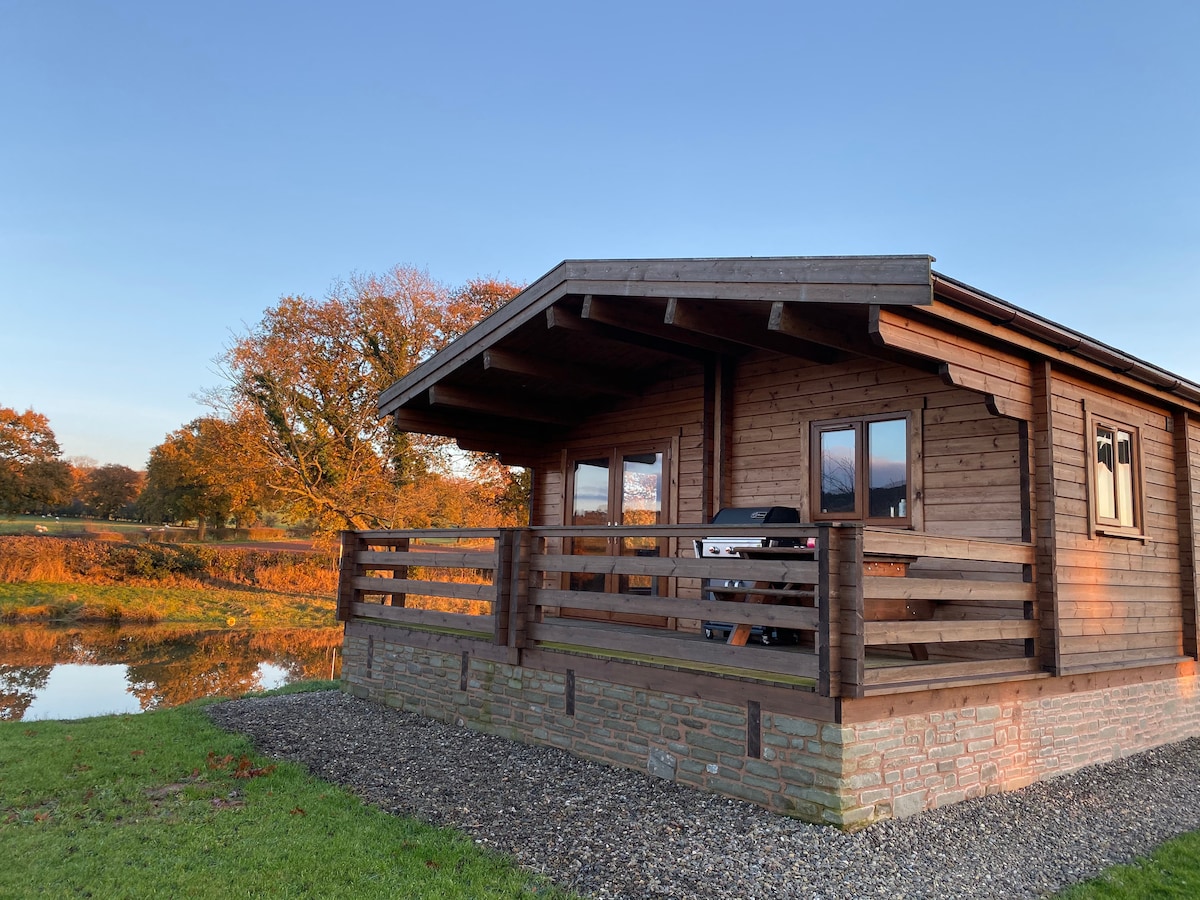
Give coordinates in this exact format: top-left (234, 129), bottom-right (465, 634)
top-left (207, 690), bottom-right (1200, 899)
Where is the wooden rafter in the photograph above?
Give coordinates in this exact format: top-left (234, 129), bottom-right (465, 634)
top-left (545, 304), bottom-right (711, 362)
top-left (482, 348), bottom-right (641, 398)
top-left (580, 295), bottom-right (742, 355)
top-left (664, 298), bottom-right (842, 363)
top-left (391, 409), bottom-right (553, 456)
top-left (427, 385), bottom-right (580, 427)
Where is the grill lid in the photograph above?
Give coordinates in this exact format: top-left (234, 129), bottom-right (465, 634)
top-left (709, 506), bottom-right (801, 525)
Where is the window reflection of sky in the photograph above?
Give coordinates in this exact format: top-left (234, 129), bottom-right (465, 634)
top-left (869, 420), bottom-right (907, 489)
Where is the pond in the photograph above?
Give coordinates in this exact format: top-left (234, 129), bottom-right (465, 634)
top-left (0, 623), bottom-right (343, 721)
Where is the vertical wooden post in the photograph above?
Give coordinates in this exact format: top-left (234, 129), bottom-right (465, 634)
top-left (507, 528), bottom-right (532, 665)
top-left (1018, 420), bottom-right (1036, 658)
top-left (1174, 411), bottom-right (1199, 658)
top-left (493, 530), bottom-right (513, 647)
top-left (820, 524), bottom-right (863, 698)
top-left (1031, 360), bottom-right (1061, 674)
top-left (336, 530), bottom-right (363, 623)
top-left (387, 536), bottom-right (409, 606)
top-left (841, 526), bottom-right (865, 699)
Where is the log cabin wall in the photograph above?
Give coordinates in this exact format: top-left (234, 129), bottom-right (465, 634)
top-left (728, 351), bottom-right (1029, 661)
top-left (727, 351), bottom-right (1025, 541)
top-left (529, 361), bottom-right (707, 528)
top-left (1047, 369), bottom-right (1185, 674)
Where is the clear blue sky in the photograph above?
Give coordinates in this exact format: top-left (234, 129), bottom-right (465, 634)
top-left (2, 1), bottom-right (1197, 469)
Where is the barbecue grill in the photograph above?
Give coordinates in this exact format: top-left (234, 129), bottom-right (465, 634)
top-left (696, 506), bottom-right (810, 645)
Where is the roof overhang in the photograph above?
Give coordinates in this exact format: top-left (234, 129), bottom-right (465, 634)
top-left (378, 254), bottom-right (1200, 460)
top-left (377, 256), bottom-right (935, 450)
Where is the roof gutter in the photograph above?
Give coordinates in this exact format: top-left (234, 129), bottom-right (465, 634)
top-left (932, 272), bottom-right (1200, 406)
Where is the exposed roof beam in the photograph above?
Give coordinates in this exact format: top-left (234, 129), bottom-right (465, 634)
top-left (482, 348), bottom-right (642, 398)
top-left (545, 304), bottom-right (711, 362)
top-left (391, 409), bottom-right (554, 456)
top-left (427, 385), bottom-right (580, 427)
top-left (580, 296), bottom-right (743, 356)
top-left (665, 298), bottom-right (842, 363)
top-left (768, 301), bottom-right (864, 352)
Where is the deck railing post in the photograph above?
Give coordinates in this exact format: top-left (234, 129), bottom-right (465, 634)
top-left (507, 528), bottom-right (532, 665)
top-left (818, 524), bottom-right (864, 699)
top-left (336, 530), bottom-right (364, 623)
top-left (387, 536), bottom-right (409, 607)
top-left (493, 530), bottom-right (514, 647)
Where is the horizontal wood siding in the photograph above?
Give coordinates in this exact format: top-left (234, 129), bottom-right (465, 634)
top-left (728, 352), bottom-right (1024, 542)
top-left (530, 363), bottom-right (706, 528)
top-left (1049, 371), bottom-right (1184, 672)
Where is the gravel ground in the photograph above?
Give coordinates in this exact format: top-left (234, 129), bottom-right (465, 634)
top-left (207, 691), bottom-right (1200, 899)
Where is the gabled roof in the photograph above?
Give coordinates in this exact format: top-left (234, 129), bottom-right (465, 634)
top-left (378, 254), bottom-right (1200, 456)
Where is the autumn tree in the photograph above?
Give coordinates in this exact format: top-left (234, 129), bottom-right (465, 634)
top-left (0, 406), bottom-right (68, 513)
top-left (82, 464), bottom-right (143, 519)
top-left (208, 266), bottom-right (523, 532)
top-left (140, 417), bottom-right (268, 538)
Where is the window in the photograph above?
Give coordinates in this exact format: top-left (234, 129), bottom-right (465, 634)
top-left (1087, 409), bottom-right (1143, 537)
top-left (811, 414), bottom-right (911, 524)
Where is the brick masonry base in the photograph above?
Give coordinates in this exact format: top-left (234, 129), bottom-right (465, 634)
top-left (342, 631), bottom-right (1200, 828)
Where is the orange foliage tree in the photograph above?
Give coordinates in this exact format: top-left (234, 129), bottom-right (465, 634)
top-left (0, 406), bottom-right (73, 514)
top-left (203, 266), bottom-right (526, 533)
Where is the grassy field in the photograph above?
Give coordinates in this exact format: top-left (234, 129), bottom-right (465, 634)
top-left (0, 515), bottom-right (301, 544)
top-left (0, 515), bottom-right (151, 537)
top-left (0, 581), bottom-right (335, 626)
top-left (0, 683), bottom-right (572, 899)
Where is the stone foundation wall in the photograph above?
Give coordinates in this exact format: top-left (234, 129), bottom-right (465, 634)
top-left (837, 676), bottom-right (1200, 822)
top-left (343, 629), bottom-right (1200, 828)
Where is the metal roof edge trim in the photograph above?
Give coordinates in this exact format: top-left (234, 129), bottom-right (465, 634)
top-left (932, 272), bottom-right (1200, 406)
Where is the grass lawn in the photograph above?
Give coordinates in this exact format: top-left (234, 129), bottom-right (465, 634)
top-left (1054, 832), bottom-right (1200, 898)
top-left (0, 683), bottom-right (572, 899)
top-left (0, 581), bottom-right (335, 627)
top-left (0, 515), bottom-right (150, 537)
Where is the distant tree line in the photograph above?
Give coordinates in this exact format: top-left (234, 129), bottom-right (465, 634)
top-left (0, 409), bottom-right (143, 519)
top-left (4, 265), bottom-right (531, 537)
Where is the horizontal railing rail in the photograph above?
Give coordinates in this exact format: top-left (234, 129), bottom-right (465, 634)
top-left (337, 523), bottom-right (1042, 698)
top-left (850, 527), bottom-right (1039, 695)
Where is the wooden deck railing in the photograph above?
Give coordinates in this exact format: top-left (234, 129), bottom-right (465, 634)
top-left (337, 524), bottom-right (1038, 697)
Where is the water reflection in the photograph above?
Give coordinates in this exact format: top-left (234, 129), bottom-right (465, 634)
top-left (0, 624), bottom-right (343, 721)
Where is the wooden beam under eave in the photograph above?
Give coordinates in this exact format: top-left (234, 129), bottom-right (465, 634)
top-left (939, 363), bottom-right (1035, 421)
top-left (769, 302), bottom-right (925, 370)
top-left (545, 303), bottom-right (712, 363)
top-left (664, 298), bottom-right (842, 364)
top-left (482, 348), bottom-right (641, 398)
top-left (390, 409), bottom-right (552, 458)
top-left (581, 295), bottom-right (745, 356)
top-left (427, 385), bottom-right (580, 427)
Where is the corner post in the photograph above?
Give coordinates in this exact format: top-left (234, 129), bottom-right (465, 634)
top-left (820, 524), bottom-right (864, 699)
top-left (1173, 410), bottom-right (1199, 658)
top-left (336, 530), bottom-right (364, 623)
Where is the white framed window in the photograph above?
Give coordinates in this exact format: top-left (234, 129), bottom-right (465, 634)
top-left (1086, 407), bottom-right (1145, 538)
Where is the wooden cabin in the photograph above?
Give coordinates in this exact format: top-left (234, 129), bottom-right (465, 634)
top-left (337, 255), bottom-right (1200, 827)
